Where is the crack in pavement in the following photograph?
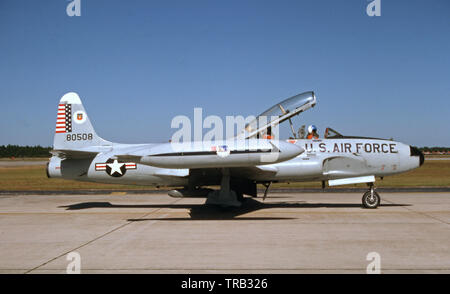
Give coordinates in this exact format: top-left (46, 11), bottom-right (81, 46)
top-left (382, 197), bottom-right (449, 225)
top-left (24, 198), bottom-right (182, 274)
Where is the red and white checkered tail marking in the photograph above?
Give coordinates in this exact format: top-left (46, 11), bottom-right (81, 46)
top-left (55, 104), bottom-right (72, 133)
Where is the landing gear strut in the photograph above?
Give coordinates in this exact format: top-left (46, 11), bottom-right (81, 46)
top-left (362, 183), bottom-right (380, 209)
top-left (205, 168), bottom-right (242, 207)
top-left (262, 182), bottom-right (271, 201)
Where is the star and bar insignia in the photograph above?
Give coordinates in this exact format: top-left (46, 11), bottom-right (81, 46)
top-left (95, 159), bottom-right (137, 177)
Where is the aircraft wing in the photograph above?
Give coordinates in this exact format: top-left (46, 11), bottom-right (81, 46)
top-left (153, 169), bottom-right (189, 178)
top-left (189, 165), bottom-right (278, 183)
top-left (230, 165), bottom-right (278, 178)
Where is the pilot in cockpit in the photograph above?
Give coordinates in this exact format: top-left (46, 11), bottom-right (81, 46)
top-left (263, 126), bottom-right (273, 139)
top-left (306, 125), bottom-right (319, 139)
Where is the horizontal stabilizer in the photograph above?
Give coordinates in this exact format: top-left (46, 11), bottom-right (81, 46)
top-left (51, 149), bottom-right (99, 159)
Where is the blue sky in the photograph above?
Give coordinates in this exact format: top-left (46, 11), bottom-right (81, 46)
top-left (0, 0), bottom-right (449, 147)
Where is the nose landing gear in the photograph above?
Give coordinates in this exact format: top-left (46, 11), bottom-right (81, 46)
top-left (362, 184), bottom-right (380, 209)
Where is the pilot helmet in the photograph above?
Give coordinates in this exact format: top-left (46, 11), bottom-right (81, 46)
top-left (308, 125), bottom-right (317, 133)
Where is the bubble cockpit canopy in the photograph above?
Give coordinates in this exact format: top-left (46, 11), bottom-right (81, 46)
top-left (243, 91), bottom-right (316, 139)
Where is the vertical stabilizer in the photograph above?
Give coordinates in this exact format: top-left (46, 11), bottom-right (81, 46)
top-left (53, 92), bottom-right (111, 150)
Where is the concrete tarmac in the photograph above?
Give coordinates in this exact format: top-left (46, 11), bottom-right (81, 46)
top-left (0, 160), bottom-right (48, 167)
top-left (0, 192), bottom-right (449, 274)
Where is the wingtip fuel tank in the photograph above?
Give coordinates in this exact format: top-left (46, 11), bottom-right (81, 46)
top-left (138, 139), bottom-right (304, 169)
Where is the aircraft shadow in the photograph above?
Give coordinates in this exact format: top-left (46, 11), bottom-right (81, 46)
top-left (59, 198), bottom-right (411, 221)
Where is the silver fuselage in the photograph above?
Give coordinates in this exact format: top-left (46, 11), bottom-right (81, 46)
top-left (47, 138), bottom-right (422, 187)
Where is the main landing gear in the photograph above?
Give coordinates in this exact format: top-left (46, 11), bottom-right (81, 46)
top-left (362, 183), bottom-right (380, 209)
top-left (205, 168), bottom-right (242, 208)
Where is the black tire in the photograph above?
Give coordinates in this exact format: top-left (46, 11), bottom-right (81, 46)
top-left (362, 190), bottom-right (380, 209)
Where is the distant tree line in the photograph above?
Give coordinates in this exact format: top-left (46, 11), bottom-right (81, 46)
top-left (418, 147), bottom-right (450, 152)
top-left (0, 145), bottom-right (52, 158)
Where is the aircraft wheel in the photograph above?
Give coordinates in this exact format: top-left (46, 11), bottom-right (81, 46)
top-left (362, 190), bottom-right (380, 209)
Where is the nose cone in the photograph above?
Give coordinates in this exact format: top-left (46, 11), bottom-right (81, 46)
top-left (410, 146), bottom-right (424, 166)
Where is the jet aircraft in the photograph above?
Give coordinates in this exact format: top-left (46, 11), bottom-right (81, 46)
top-left (47, 91), bottom-right (424, 208)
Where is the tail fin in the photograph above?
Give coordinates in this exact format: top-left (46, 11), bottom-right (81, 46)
top-left (53, 92), bottom-right (111, 150)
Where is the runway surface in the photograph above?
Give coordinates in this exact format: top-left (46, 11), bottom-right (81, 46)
top-left (0, 192), bottom-right (449, 274)
top-left (0, 160), bottom-right (48, 167)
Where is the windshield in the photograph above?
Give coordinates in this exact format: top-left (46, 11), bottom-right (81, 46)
top-left (244, 91), bottom-right (316, 137)
top-left (324, 127), bottom-right (344, 139)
